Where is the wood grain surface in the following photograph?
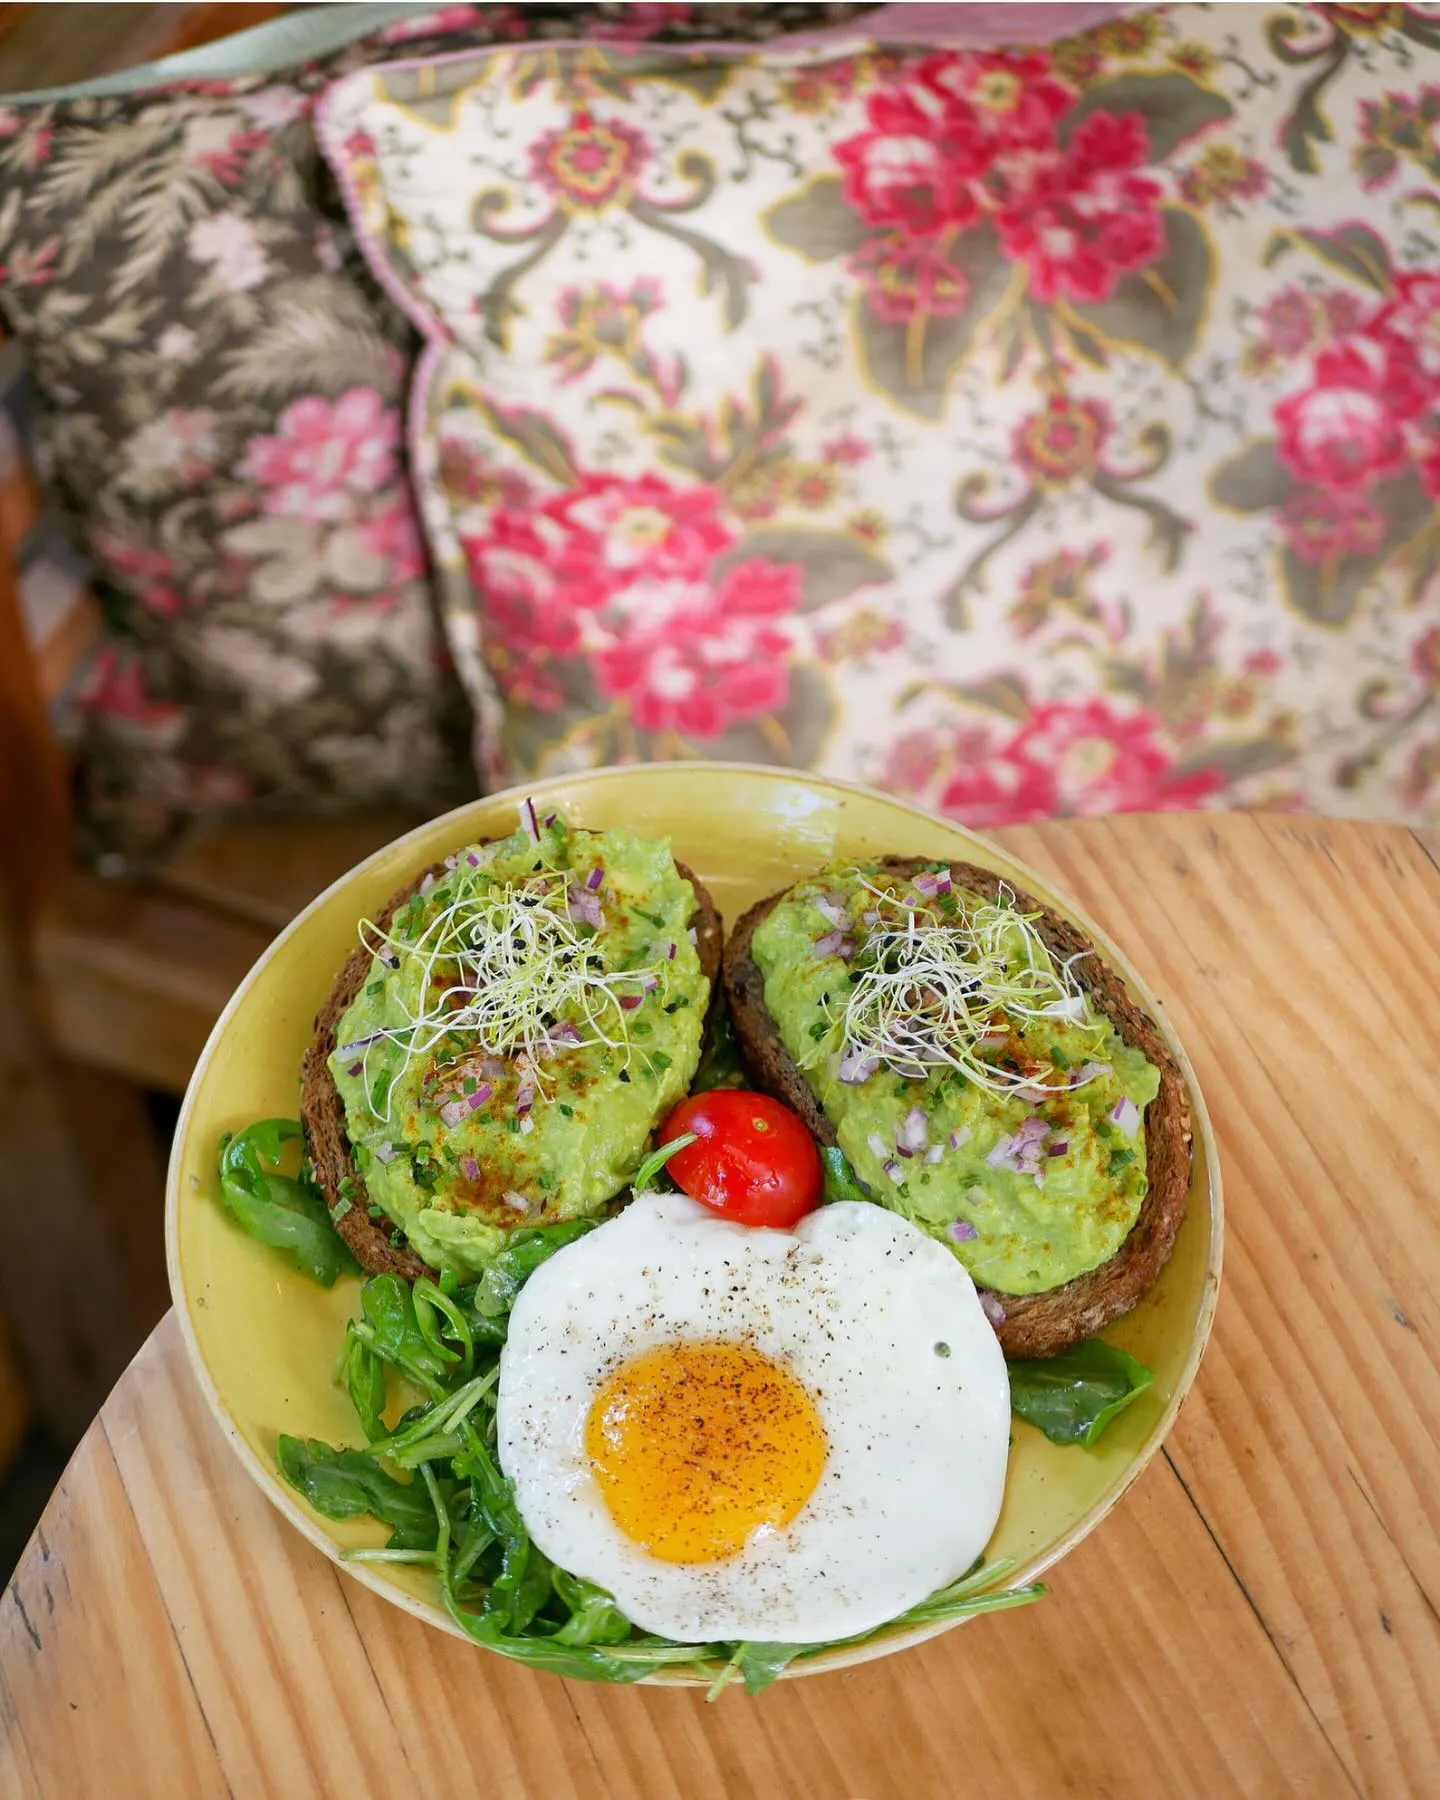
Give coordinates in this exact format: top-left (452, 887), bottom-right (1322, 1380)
top-left (1, 813), bottom-right (1436, 1800)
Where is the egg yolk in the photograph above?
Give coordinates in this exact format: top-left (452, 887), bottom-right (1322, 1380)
top-left (584, 1341), bottom-right (828, 1564)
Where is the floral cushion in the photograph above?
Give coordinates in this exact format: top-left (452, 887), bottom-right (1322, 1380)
top-left (0, 3), bottom-right (875, 869)
top-left (323, 4), bottom-right (1440, 830)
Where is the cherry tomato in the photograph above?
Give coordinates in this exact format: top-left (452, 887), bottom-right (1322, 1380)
top-left (659, 1091), bottom-right (822, 1228)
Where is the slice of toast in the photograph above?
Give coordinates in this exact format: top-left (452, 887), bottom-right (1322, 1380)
top-left (302, 850), bottom-right (723, 1280)
top-left (723, 858), bottom-right (1191, 1359)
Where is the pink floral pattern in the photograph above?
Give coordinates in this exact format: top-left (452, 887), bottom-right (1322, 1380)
top-left (0, 2), bottom-right (871, 868)
top-left (325, 4), bottom-right (1440, 830)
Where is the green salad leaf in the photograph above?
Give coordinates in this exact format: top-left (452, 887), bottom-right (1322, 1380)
top-left (819, 1145), bottom-right (874, 1206)
top-left (276, 1437), bottom-right (438, 1551)
top-left (469, 1220), bottom-right (597, 1322)
top-left (1007, 1339), bottom-right (1155, 1448)
top-left (217, 1121), bottom-right (359, 1287)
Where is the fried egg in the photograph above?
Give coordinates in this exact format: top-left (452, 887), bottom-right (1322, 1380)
top-left (496, 1192), bottom-right (1011, 1644)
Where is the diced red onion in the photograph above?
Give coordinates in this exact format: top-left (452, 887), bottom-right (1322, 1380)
top-left (813, 928), bottom-right (854, 960)
top-left (688, 927), bottom-right (698, 946)
top-left (899, 1106), bottom-right (929, 1153)
top-left (1012, 1115), bottom-right (1049, 1148)
top-left (585, 864), bottom-right (604, 892)
top-left (1069, 1061), bottom-right (1111, 1088)
top-left (896, 1142), bottom-right (914, 1160)
top-left (567, 884), bottom-right (603, 929)
top-left (948, 1127), bottom-right (971, 1150)
top-left (374, 1142), bottom-right (397, 1165)
top-left (543, 811), bottom-right (557, 827)
top-left (1015, 1084), bottom-right (1051, 1106)
top-left (837, 1044), bottom-right (879, 1085)
top-left (639, 972), bottom-right (660, 991)
top-left (520, 798), bottom-right (540, 842)
top-left (867, 1131), bottom-right (889, 1161)
top-left (979, 1292), bottom-right (1007, 1328)
top-left (948, 1219), bottom-right (978, 1243)
top-left (520, 1116), bottom-right (534, 1136)
top-left (619, 994), bottom-right (643, 1011)
top-left (460, 1155), bottom-right (480, 1182)
top-left (924, 1144), bottom-right (945, 1166)
top-left (1111, 1095), bottom-right (1141, 1136)
top-left (502, 1189), bottom-right (529, 1213)
top-left (545, 1024), bottom-right (581, 1052)
top-left (666, 941), bottom-right (677, 960)
top-left (911, 871), bottom-right (940, 897)
top-left (978, 1032), bottom-right (1008, 1050)
top-left (336, 1030), bottom-right (384, 1055)
top-left (419, 872), bottom-right (437, 896)
top-left (346, 1061), bottom-right (362, 1078)
top-left (814, 894), bottom-right (848, 928)
top-left (439, 1099), bottom-right (466, 1128)
top-left (1048, 1140), bottom-right (1069, 1158)
top-left (465, 1083), bottom-right (493, 1111)
top-left (516, 1083), bottom-right (534, 1116)
top-left (466, 852), bottom-right (480, 867)
top-left (862, 909), bottom-right (880, 926)
top-left (882, 1159), bottom-right (903, 1184)
top-left (934, 870), bottom-right (952, 895)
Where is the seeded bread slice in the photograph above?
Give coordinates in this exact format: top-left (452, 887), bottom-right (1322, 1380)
top-left (723, 858), bottom-right (1191, 1360)
top-left (301, 852), bottom-right (724, 1281)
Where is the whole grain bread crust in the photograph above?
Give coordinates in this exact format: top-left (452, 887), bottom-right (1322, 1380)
top-left (301, 851), bottom-right (723, 1280)
top-left (723, 858), bottom-right (1191, 1359)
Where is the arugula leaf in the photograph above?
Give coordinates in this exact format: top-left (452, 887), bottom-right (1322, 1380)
top-left (630, 1132), bottom-right (697, 1193)
top-left (1007, 1339), bottom-right (1155, 1448)
top-left (451, 1428), bottom-right (551, 1632)
top-left (217, 1122), bottom-right (359, 1287)
top-left (356, 1275), bottom-right (457, 1399)
top-left (413, 1277), bottom-right (474, 1381)
top-left (471, 1221), bottom-right (597, 1321)
top-left (713, 1566), bottom-right (1047, 1697)
top-left (276, 1436), bottom-right (437, 1550)
top-left (551, 1571), bottom-right (633, 1646)
top-left (344, 1329), bottom-right (387, 1442)
top-left (692, 1007), bottom-right (745, 1092)
top-left (819, 1146), bottom-right (874, 1206)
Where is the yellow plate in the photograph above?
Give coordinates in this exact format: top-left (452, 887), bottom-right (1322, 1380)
top-left (166, 764), bottom-right (1222, 1684)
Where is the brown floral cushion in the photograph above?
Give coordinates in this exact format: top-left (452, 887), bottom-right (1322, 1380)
top-left (324, 4), bottom-right (1440, 830)
top-left (0, 2), bottom-right (875, 869)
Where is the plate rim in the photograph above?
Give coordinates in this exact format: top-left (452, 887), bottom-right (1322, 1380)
top-left (165, 761), bottom-right (1225, 1684)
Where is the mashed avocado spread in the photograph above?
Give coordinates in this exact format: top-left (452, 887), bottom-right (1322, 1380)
top-left (749, 867), bottom-right (1160, 1296)
top-left (329, 817), bottom-right (707, 1278)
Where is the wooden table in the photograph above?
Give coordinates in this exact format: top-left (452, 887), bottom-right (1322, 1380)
top-left (1, 813), bottom-right (1436, 1800)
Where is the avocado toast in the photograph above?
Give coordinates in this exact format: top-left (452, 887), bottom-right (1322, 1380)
top-left (303, 813), bottom-right (723, 1280)
top-left (723, 858), bottom-right (1190, 1359)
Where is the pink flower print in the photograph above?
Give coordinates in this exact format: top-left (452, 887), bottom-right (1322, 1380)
top-left (1007, 699), bottom-right (1222, 816)
top-left (76, 646), bottom-right (182, 727)
top-left (1378, 270), bottom-right (1440, 385)
top-left (90, 531), bottom-right (186, 617)
top-left (239, 389), bottom-right (400, 523)
top-left (555, 472), bottom-right (733, 586)
top-left (1274, 341), bottom-right (1413, 490)
top-left (123, 407), bottom-right (219, 480)
top-left (849, 233), bottom-right (970, 324)
top-left (315, 222), bottom-right (344, 273)
top-left (1278, 487), bottom-right (1387, 563)
top-left (591, 559), bottom-right (800, 737)
top-left (357, 500), bottom-right (427, 585)
top-left (939, 752), bottom-right (1060, 828)
top-left (235, 86), bottom-right (311, 131)
top-left (995, 112), bottom-right (1164, 305)
top-left (187, 211), bottom-right (269, 290)
top-left (834, 86), bottom-right (985, 238)
top-left (917, 51), bottom-right (1071, 157)
top-left (156, 324), bottom-right (197, 361)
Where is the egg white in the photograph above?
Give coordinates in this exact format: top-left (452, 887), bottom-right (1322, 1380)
top-left (496, 1193), bottom-right (1011, 1644)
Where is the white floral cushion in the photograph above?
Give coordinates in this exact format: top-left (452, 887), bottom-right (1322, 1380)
top-left (322, 4), bottom-right (1440, 827)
